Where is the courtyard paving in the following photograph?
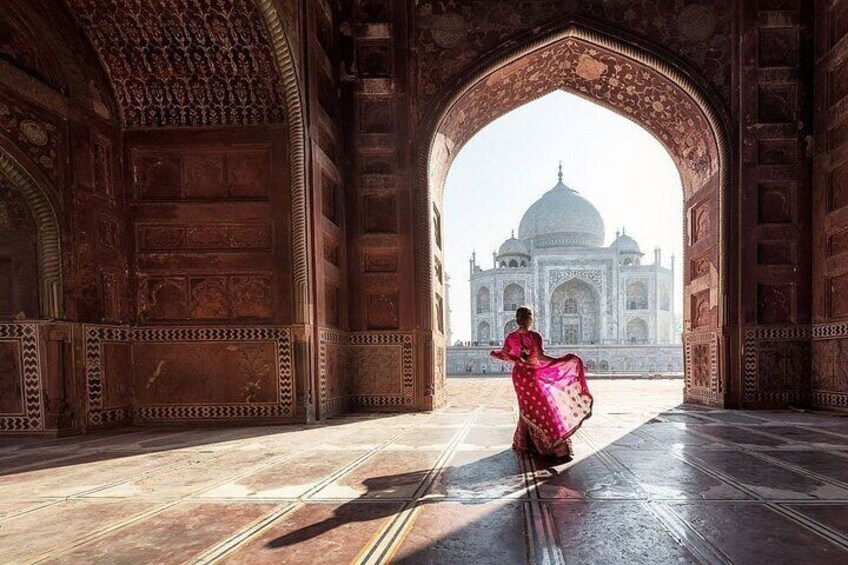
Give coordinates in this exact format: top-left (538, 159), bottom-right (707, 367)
top-left (1, 377), bottom-right (848, 564)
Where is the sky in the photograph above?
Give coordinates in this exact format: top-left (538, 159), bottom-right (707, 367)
top-left (444, 91), bottom-right (684, 342)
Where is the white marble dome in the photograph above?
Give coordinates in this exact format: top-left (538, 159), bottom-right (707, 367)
top-left (498, 234), bottom-right (530, 256)
top-left (611, 231), bottom-right (642, 254)
top-left (517, 178), bottom-right (605, 248)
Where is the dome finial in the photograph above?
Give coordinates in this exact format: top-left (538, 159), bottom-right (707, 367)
top-left (511, 229), bottom-right (515, 239)
top-left (557, 160), bottom-right (563, 184)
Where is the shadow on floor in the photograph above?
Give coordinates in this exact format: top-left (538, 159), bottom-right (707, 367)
top-left (0, 413), bottom-right (405, 477)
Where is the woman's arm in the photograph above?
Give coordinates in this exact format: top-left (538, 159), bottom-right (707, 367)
top-left (534, 332), bottom-right (557, 362)
top-left (491, 334), bottom-right (518, 362)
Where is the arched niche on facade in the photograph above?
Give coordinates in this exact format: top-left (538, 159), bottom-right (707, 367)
top-left (0, 146), bottom-right (62, 319)
top-left (503, 283), bottom-right (525, 312)
top-left (419, 21), bottom-right (733, 407)
top-left (477, 320), bottom-right (491, 342)
top-left (626, 281), bottom-right (649, 310)
top-left (504, 319), bottom-right (518, 337)
top-left (626, 317), bottom-right (649, 343)
top-left (476, 286), bottom-right (491, 313)
top-left (549, 278), bottom-right (600, 344)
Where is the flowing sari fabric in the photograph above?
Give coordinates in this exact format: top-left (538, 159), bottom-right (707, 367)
top-left (491, 330), bottom-right (593, 457)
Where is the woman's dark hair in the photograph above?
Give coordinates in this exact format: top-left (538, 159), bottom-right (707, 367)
top-left (516, 306), bottom-right (532, 327)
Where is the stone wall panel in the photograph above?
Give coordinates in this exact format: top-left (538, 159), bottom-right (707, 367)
top-left (812, 0), bottom-right (848, 409)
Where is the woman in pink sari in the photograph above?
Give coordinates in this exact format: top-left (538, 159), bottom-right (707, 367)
top-left (491, 307), bottom-right (593, 461)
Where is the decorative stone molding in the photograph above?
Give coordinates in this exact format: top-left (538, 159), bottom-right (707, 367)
top-left (812, 322), bottom-right (848, 340)
top-left (256, 0), bottom-right (311, 324)
top-left (84, 325), bottom-right (132, 427)
top-left (318, 328), bottom-right (350, 417)
top-left (811, 322), bottom-right (848, 410)
top-left (548, 269), bottom-right (603, 291)
top-left (0, 323), bottom-right (45, 432)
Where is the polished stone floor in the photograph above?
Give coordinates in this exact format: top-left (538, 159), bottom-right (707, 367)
top-left (2, 378), bottom-right (848, 564)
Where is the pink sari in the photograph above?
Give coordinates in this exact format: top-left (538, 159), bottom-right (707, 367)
top-left (491, 330), bottom-right (593, 457)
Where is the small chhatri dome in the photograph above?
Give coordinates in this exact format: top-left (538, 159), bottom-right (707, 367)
top-left (611, 227), bottom-right (642, 254)
top-left (518, 164), bottom-right (605, 248)
top-left (498, 230), bottom-right (530, 256)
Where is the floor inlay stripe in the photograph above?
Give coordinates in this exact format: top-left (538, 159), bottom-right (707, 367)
top-left (354, 407), bottom-right (484, 565)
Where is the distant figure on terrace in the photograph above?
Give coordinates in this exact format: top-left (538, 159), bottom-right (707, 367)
top-left (491, 306), bottom-right (593, 462)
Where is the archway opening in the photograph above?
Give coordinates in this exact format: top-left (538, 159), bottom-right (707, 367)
top-left (0, 181), bottom-right (38, 319)
top-left (550, 279), bottom-right (601, 345)
top-left (425, 25), bottom-right (730, 409)
top-left (0, 147), bottom-right (63, 319)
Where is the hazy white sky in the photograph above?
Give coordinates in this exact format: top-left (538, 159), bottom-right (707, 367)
top-left (444, 91), bottom-right (683, 342)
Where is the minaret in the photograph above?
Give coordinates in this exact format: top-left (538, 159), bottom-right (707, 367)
top-left (654, 246), bottom-right (662, 267)
top-left (492, 251), bottom-right (497, 268)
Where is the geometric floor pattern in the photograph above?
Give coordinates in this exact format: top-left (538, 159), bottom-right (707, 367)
top-left (2, 378), bottom-right (848, 564)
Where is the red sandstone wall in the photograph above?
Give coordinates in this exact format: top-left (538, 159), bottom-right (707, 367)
top-left (306, 0), bottom-right (351, 418)
top-left (344, 0), bottom-right (420, 411)
top-left (120, 127), bottom-right (297, 425)
top-left (0, 1), bottom-right (127, 433)
top-left (812, 0), bottom-right (848, 409)
top-left (737, 1), bottom-right (814, 408)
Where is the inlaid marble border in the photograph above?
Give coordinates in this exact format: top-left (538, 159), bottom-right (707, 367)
top-left (349, 332), bottom-right (414, 408)
top-left (743, 325), bottom-right (811, 406)
top-left (811, 321), bottom-right (848, 340)
top-left (0, 323), bottom-right (44, 432)
top-left (684, 330), bottom-right (719, 404)
top-left (86, 326), bottom-right (295, 425)
top-left (318, 328), bottom-right (349, 417)
top-left (84, 324), bottom-right (132, 427)
top-left (132, 327), bottom-right (294, 422)
top-left (811, 322), bottom-right (848, 409)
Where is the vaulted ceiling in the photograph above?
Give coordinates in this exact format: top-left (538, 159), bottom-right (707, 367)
top-left (64, 0), bottom-right (287, 128)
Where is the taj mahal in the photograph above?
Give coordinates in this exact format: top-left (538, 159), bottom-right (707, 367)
top-left (448, 165), bottom-right (683, 375)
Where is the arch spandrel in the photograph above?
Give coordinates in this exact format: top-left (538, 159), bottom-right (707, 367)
top-left (435, 34), bottom-right (722, 199)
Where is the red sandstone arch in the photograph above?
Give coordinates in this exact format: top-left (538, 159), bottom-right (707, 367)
top-left (0, 142), bottom-right (63, 318)
top-left (418, 23), bottom-right (734, 408)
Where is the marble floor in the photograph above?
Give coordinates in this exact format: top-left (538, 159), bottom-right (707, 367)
top-left (2, 378), bottom-right (848, 564)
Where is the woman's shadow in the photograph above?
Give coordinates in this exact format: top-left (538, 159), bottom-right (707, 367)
top-left (265, 449), bottom-right (566, 549)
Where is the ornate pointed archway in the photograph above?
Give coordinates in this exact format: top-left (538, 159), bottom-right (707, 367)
top-left (417, 22), bottom-right (733, 409)
top-left (0, 144), bottom-right (62, 319)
